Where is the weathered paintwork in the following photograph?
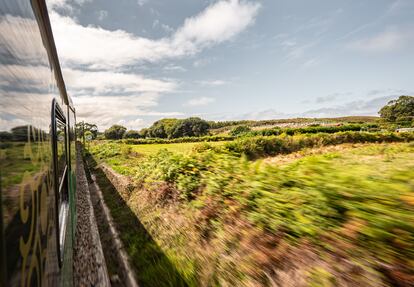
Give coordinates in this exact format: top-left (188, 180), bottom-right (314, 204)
top-left (0, 1), bottom-right (76, 286)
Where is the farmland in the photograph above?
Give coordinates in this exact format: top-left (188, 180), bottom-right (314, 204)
top-left (86, 129), bottom-right (414, 287)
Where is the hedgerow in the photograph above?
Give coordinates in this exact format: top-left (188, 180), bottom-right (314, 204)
top-left (224, 131), bottom-right (414, 158)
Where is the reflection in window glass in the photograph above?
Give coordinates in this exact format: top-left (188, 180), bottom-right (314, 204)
top-left (56, 119), bottom-right (67, 189)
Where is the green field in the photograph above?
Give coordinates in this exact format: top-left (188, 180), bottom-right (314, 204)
top-left (87, 131), bottom-right (414, 287)
top-left (130, 141), bottom-right (226, 155)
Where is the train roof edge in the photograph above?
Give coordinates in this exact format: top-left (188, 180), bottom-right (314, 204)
top-left (32, 0), bottom-right (73, 108)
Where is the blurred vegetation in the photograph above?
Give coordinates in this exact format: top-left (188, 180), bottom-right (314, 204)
top-left (88, 130), bottom-right (414, 286)
top-left (225, 131), bottom-right (414, 159)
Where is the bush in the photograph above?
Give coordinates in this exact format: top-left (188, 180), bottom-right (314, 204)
top-left (230, 125), bottom-right (251, 136)
top-left (224, 131), bottom-right (414, 159)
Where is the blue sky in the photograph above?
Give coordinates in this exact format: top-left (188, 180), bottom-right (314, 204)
top-left (47, 0), bottom-right (414, 130)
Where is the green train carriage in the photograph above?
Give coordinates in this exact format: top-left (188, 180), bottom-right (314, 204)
top-left (0, 0), bottom-right (77, 285)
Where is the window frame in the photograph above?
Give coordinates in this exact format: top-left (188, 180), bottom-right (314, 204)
top-left (51, 99), bottom-right (69, 267)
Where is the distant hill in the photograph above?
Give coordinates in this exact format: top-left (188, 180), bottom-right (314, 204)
top-left (208, 116), bottom-right (379, 134)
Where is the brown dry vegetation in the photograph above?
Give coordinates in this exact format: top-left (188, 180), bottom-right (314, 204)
top-left (87, 140), bottom-right (414, 287)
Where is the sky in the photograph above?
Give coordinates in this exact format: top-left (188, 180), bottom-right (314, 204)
top-left (47, 0), bottom-right (414, 130)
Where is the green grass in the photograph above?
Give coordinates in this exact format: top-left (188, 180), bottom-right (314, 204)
top-left (88, 137), bottom-right (414, 286)
top-left (130, 141), bottom-right (225, 156)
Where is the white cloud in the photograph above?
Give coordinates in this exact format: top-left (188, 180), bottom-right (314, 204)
top-left (49, 0), bottom-right (261, 68)
top-left (63, 69), bottom-right (179, 130)
top-left (347, 27), bottom-right (412, 52)
top-left (63, 68), bottom-right (176, 95)
top-left (45, 0), bottom-right (261, 129)
top-left (193, 58), bottom-right (214, 67)
top-left (196, 80), bottom-right (228, 86)
top-left (185, 97), bottom-right (215, 107)
top-left (137, 0), bottom-right (147, 7)
top-left (117, 118), bottom-right (144, 130)
top-left (173, 0), bottom-right (260, 47)
top-left (73, 94), bottom-right (183, 130)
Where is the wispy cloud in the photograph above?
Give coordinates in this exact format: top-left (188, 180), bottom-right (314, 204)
top-left (97, 10), bottom-right (108, 21)
top-left (302, 95), bottom-right (395, 117)
top-left (196, 80), bottom-right (228, 86)
top-left (163, 64), bottom-right (187, 72)
top-left (185, 97), bottom-right (216, 107)
top-left (193, 58), bottom-right (214, 67)
top-left (137, 0), bottom-right (148, 7)
top-left (388, 0), bottom-right (414, 14)
top-left (153, 19), bottom-right (174, 33)
top-left (347, 27), bottom-right (413, 53)
top-left (315, 92), bottom-right (353, 103)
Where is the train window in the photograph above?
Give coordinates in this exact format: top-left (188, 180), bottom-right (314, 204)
top-left (51, 99), bottom-right (69, 266)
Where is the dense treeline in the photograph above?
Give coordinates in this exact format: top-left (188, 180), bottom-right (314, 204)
top-left (105, 117), bottom-right (211, 140)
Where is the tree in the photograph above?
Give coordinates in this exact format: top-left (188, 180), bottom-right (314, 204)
top-left (379, 96), bottom-right (414, 123)
top-left (76, 122), bottom-right (98, 140)
top-left (147, 118), bottom-right (180, 138)
top-left (139, 128), bottom-right (149, 138)
top-left (170, 117), bottom-right (210, 138)
top-left (124, 130), bottom-right (142, 139)
top-left (104, 125), bottom-right (127, 140)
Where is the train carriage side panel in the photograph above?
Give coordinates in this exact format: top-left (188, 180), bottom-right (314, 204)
top-left (0, 0), bottom-right (75, 286)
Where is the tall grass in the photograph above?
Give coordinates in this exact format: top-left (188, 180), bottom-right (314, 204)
top-left (88, 133), bottom-right (414, 286)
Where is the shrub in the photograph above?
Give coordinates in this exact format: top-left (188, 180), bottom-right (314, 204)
top-left (230, 125), bottom-right (252, 136)
top-left (224, 131), bottom-right (414, 159)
